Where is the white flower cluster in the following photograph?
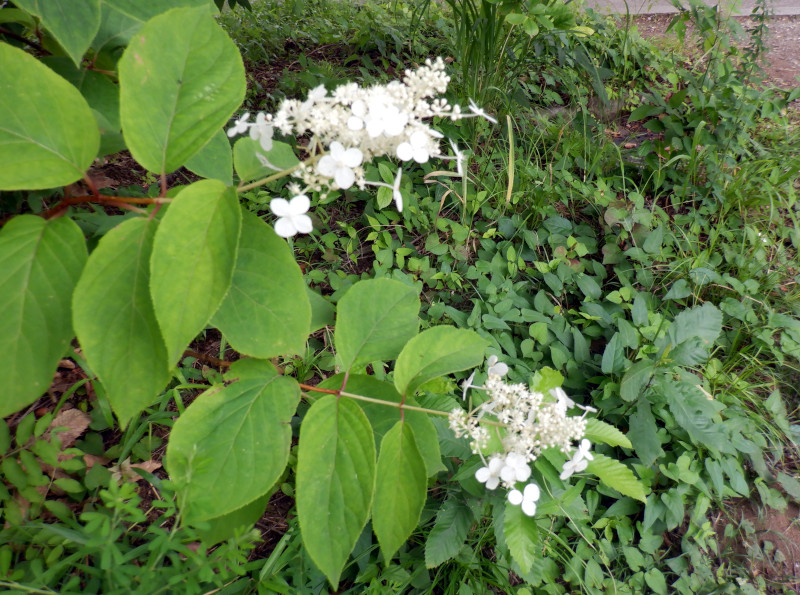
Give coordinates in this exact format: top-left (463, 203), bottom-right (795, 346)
top-left (449, 359), bottom-right (596, 516)
top-left (227, 58), bottom-right (496, 236)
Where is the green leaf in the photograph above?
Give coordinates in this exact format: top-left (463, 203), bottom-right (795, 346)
top-left (586, 453), bottom-right (648, 502)
top-left (297, 396), bottom-right (375, 587)
top-left (196, 493), bottom-right (269, 546)
top-left (504, 500), bottom-right (540, 574)
top-left (307, 288), bottom-right (335, 333)
top-left (373, 421), bottom-right (427, 562)
top-left (0, 42), bottom-right (100, 190)
top-left (663, 278), bottom-right (691, 300)
top-left (150, 180), bottom-right (241, 365)
top-left (601, 333), bottom-right (626, 375)
top-left (664, 302), bottom-right (722, 349)
top-left (14, 0), bottom-right (101, 67)
top-left (576, 274), bottom-right (601, 300)
top-left (118, 6), bottom-right (245, 174)
top-left (91, 0), bottom-right (216, 55)
top-left (661, 379), bottom-right (732, 454)
top-left (233, 138), bottom-right (300, 183)
top-left (424, 496), bottom-right (473, 568)
top-left (0, 216), bottom-right (87, 418)
top-left (629, 399), bottom-right (662, 467)
top-left (530, 367), bottom-right (564, 394)
top-left (165, 359), bottom-right (300, 524)
top-left (185, 129), bottom-right (233, 184)
top-left (73, 217), bottom-right (171, 428)
top-left (212, 210), bottom-right (309, 358)
top-left (644, 568), bottom-right (668, 595)
top-left (320, 374), bottom-right (444, 477)
top-left (584, 418), bottom-right (631, 449)
top-left (334, 279), bottom-right (420, 372)
top-left (619, 360), bottom-right (654, 402)
top-left (394, 327), bottom-right (488, 398)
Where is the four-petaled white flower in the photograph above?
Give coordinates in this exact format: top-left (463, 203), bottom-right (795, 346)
top-left (468, 99), bottom-right (498, 124)
top-left (560, 439), bottom-right (593, 480)
top-left (317, 141), bottom-right (363, 190)
top-left (396, 130), bottom-right (433, 163)
top-left (475, 456), bottom-right (505, 490)
top-left (270, 194), bottom-right (313, 238)
top-left (487, 355), bottom-right (508, 377)
top-left (508, 482), bottom-right (541, 517)
top-left (228, 112), bottom-right (251, 137)
top-left (250, 112), bottom-right (274, 151)
top-left (500, 452), bottom-right (531, 484)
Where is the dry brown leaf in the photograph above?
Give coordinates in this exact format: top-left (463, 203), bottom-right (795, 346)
top-left (49, 409), bottom-right (91, 448)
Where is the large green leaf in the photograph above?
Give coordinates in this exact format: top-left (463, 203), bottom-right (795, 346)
top-left (91, 0), bottom-right (215, 55)
top-left (185, 129), bottom-right (233, 184)
top-left (73, 218), bottom-right (170, 428)
top-left (373, 421), bottom-right (427, 562)
top-left (118, 6), bottom-right (245, 174)
top-left (0, 216), bottom-right (87, 417)
top-left (504, 500), bottom-right (540, 574)
top-left (165, 359), bottom-right (299, 524)
top-left (195, 493), bottom-right (269, 546)
top-left (619, 360), bottom-right (654, 402)
top-left (393, 327), bottom-right (488, 397)
top-left (661, 302), bottom-right (722, 351)
top-left (586, 453), bottom-right (647, 502)
top-left (629, 398), bottom-right (662, 467)
top-left (660, 378), bottom-right (733, 454)
top-left (296, 395), bottom-right (376, 587)
top-left (212, 210), bottom-right (310, 358)
top-left (14, 0), bottom-right (101, 67)
top-left (150, 180), bottom-right (241, 365)
top-left (424, 496), bottom-right (473, 568)
top-left (319, 374), bottom-right (444, 477)
top-left (0, 42), bottom-right (100, 190)
top-left (42, 58), bottom-right (122, 158)
top-left (334, 279), bottom-right (420, 372)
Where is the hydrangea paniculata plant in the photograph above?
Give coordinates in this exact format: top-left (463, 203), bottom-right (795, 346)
top-left (450, 359), bottom-right (596, 516)
top-left (226, 58), bottom-right (495, 237)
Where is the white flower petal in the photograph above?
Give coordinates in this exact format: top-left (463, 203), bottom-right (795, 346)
top-left (515, 463), bottom-right (531, 483)
top-left (342, 147), bottom-right (363, 168)
top-left (288, 194), bottom-right (310, 215)
top-left (521, 500), bottom-right (537, 517)
top-left (273, 218), bottom-right (297, 238)
top-left (293, 215), bottom-right (313, 234)
top-left (347, 116), bottom-right (364, 131)
top-left (335, 167), bottom-right (355, 190)
top-left (269, 198), bottom-right (291, 217)
top-left (508, 489), bottom-right (523, 505)
top-left (316, 155), bottom-right (337, 177)
top-left (523, 483), bottom-right (541, 502)
top-left (396, 142), bottom-right (413, 161)
top-left (475, 467), bottom-right (491, 483)
top-left (485, 476), bottom-right (500, 490)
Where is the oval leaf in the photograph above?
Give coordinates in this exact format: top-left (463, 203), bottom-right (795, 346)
top-left (150, 180), bottom-right (241, 365)
top-left (0, 216), bottom-right (87, 417)
top-left (297, 395), bottom-right (376, 587)
top-left (165, 359), bottom-right (300, 524)
top-left (334, 279), bottom-right (420, 372)
top-left (73, 217), bottom-right (171, 428)
top-left (0, 42), bottom-right (100, 190)
top-left (586, 453), bottom-right (648, 503)
top-left (373, 421), bottom-right (427, 562)
top-left (394, 326), bottom-right (489, 397)
top-left (212, 210), bottom-right (310, 358)
top-left (14, 0), bottom-right (101, 67)
top-left (320, 374), bottom-right (444, 477)
top-left (185, 128), bottom-right (233, 184)
top-left (118, 6), bottom-right (245, 174)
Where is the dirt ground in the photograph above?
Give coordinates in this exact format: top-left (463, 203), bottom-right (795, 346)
top-left (634, 13), bottom-right (800, 89)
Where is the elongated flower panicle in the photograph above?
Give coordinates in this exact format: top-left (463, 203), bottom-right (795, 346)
top-left (450, 359), bottom-right (594, 516)
top-left (226, 58), bottom-right (497, 236)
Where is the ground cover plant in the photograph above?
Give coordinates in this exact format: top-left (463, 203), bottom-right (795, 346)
top-left (1, 0), bottom-right (800, 593)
